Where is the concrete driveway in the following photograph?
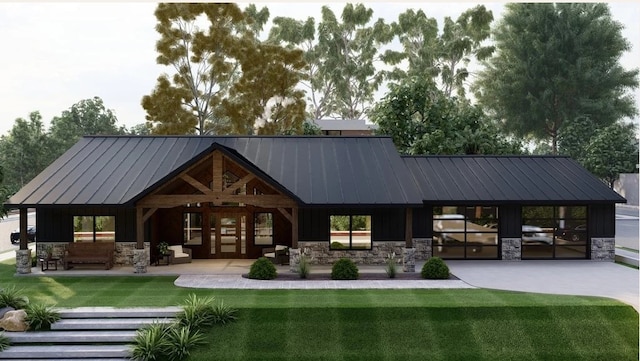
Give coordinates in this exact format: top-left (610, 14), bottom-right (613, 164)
top-left (447, 260), bottom-right (639, 311)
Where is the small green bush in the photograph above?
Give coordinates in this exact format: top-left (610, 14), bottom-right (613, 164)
top-left (130, 322), bottom-right (172, 361)
top-left (421, 257), bottom-right (450, 279)
top-left (0, 286), bottom-right (29, 309)
top-left (25, 303), bottom-right (60, 331)
top-left (248, 257), bottom-right (277, 280)
top-left (331, 258), bottom-right (359, 280)
top-left (210, 301), bottom-right (237, 325)
top-left (330, 242), bottom-right (346, 249)
top-left (298, 254), bottom-right (311, 279)
top-left (0, 332), bottom-right (9, 351)
top-left (165, 325), bottom-right (206, 361)
top-left (177, 294), bottom-right (216, 330)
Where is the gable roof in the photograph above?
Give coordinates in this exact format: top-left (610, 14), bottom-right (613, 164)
top-left (403, 155), bottom-right (626, 205)
top-left (7, 136), bottom-right (424, 208)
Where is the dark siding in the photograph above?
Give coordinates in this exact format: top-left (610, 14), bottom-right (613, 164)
top-left (412, 207), bottom-right (432, 238)
top-left (589, 204), bottom-right (616, 238)
top-left (372, 208), bottom-right (405, 241)
top-left (499, 205), bottom-right (521, 238)
top-left (299, 208), bottom-right (329, 241)
top-left (36, 207), bottom-right (136, 242)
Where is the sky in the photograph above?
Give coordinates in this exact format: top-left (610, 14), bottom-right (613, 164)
top-left (0, 2), bottom-right (638, 136)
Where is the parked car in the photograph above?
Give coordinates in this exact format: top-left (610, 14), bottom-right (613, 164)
top-left (10, 226), bottom-right (36, 244)
top-left (522, 225), bottom-right (553, 245)
top-left (558, 224), bottom-right (587, 242)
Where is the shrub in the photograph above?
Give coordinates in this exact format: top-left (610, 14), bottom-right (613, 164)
top-left (331, 258), bottom-right (359, 280)
top-left (25, 303), bottom-right (60, 331)
top-left (298, 254), bottom-right (311, 279)
top-left (177, 294), bottom-right (216, 330)
top-left (165, 326), bottom-right (206, 361)
top-left (385, 253), bottom-right (397, 279)
top-left (248, 257), bottom-right (277, 280)
top-left (0, 332), bottom-right (9, 351)
top-left (130, 322), bottom-right (172, 361)
top-left (0, 286), bottom-right (29, 309)
top-left (210, 301), bottom-right (237, 325)
top-left (421, 257), bottom-right (450, 279)
top-left (330, 241), bottom-right (346, 249)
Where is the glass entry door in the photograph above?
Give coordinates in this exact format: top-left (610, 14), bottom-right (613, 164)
top-left (213, 214), bottom-right (246, 258)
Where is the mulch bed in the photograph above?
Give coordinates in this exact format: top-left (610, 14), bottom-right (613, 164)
top-left (242, 272), bottom-right (459, 281)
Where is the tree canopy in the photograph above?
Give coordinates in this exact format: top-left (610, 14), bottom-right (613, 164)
top-left (142, 3), bottom-right (307, 135)
top-left (583, 122), bottom-right (639, 188)
top-left (369, 77), bottom-right (522, 155)
top-left (473, 3), bottom-right (639, 153)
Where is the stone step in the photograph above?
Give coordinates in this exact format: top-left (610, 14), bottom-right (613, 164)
top-left (5, 330), bottom-right (138, 344)
top-left (0, 345), bottom-right (130, 359)
top-left (51, 317), bottom-right (173, 330)
top-left (57, 306), bottom-right (181, 319)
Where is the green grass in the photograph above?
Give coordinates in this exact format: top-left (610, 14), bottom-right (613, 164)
top-left (1, 260), bottom-right (638, 360)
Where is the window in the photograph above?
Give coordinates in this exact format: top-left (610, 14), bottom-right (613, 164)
top-left (184, 212), bottom-right (203, 245)
top-left (330, 215), bottom-right (371, 250)
top-left (73, 216), bottom-right (115, 242)
top-left (254, 212), bottom-right (273, 246)
top-left (522, 206), bottom-right (587, 259)
top-left (432, 206), bottom-right (498, 259)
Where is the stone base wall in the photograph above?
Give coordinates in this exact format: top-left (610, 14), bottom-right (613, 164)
top-left (501, 238), bottom-right (522, 261)
top-left (15, 249), bottom-right (32, 274)
top-left (591, 238), bottom-right (615, 261)
top-left (297, 241), bottom-right (405, 265)
top-left (413, 238), bottom-right (432, 261)
top-left (35, 242), bottom-right (151, 267)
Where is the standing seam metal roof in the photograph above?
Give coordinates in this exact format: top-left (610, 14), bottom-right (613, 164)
top-left (403, 155), bottom-right (626, 204)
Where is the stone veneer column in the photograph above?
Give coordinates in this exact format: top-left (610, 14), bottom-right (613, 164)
top-left (15, 249), bottom-right (32, 274)
top-left (412, 239), bottom-right (432, 261)
top-left (591, 238), bottom-right (615, 261)
top-left (501, 238), bottom-right (522, 261)
top-left (133, 249), bottom-right (148, 273)
top-left (402, 247), bottom-right (415, 272)
top-left (289, 248), bottom-right (301, 272)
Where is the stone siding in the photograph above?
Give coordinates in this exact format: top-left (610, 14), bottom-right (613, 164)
top-left (501, 238), bottom-right (522, 261)
top-left (591, 238), bottom-right (615, 261)
top-left (35, 242), bottom-right (150, 267)
top-left (15, 249), bottom-right (31, 274)
top-left (413, 238), bottom-right (432, 261)
top-left (297, 241), bottom-right (405, 265)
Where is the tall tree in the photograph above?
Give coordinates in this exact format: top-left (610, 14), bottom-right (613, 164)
top-left (474, 3), bottom-right (639, 153)
top-left (270, 3), bottom-right (393, 120)
top-left (384, 5), bottom-right (494, 98)
top-left (369, 77), bottom-right (522, 155)
top-left (142, 3), bottom-right (306, 135)
top-left (0, 112), bottom-right (53, 192)
top-left (0, 164), bottom-right (8, 218)
top-left (583, 122), bottom-right (639, 188)
top-left (49, 97), bottom-right (124, 156)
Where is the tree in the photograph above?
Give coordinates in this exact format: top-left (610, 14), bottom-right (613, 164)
top-left (369, 77), bottom-right (522, 155)
top-left (474, 3), bottom-right (639, 153)
top-left (583, 122), bottom-right (639, 188)
top-left (0, 112), bottom-right (54, 192)
top-left (270, 3), bottom-right (394, 120)
top-left (0, 164), bottom-right (8, 218)
top-left (49, 97), bottom-right (124, 156)
top-left (142, 3), bottom-right (306, 135)
top-left (384, 5), bottom-right (494, 98)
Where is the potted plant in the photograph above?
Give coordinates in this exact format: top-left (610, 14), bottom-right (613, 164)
top-left (157, 242), bottom-right (169, 256)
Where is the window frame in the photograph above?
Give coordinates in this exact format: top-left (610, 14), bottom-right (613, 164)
top-left (73, 215), bottom-right (116, 243)
top-left (329, 214), bottom-right (372, 250)
top-left (254, 212), bottom-right (274, 246)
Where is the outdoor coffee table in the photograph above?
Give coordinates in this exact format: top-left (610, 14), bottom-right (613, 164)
top-left (40, 257), bottom-right (59, 271)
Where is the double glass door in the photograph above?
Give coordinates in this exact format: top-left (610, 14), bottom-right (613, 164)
top-left (210, 213), bottom-right (246, 258)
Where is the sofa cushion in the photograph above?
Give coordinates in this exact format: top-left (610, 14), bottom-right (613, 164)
top-left (169, 245), bottom-right (189, 258)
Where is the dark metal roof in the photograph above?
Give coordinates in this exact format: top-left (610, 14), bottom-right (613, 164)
top-left (7, 136), bottom-right (424, 208)
top-left (403, 155), bottom-right (626, 204)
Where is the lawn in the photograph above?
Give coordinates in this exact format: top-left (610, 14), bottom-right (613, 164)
top-left (1, 260), bottom-right (638, 360)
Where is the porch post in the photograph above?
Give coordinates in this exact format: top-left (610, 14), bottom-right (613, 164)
top-left (133, 207), bottom-right (147, 273)
top-left (405, 208), bottom-right (413, 247)
top-left (15, 208), bottom-right (31, 274)
top-left (291, 207), bottom-right (298, 249)
top-left (403, 208), bottom-right (415, 272)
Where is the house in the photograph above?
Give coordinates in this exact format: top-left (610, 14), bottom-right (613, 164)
top-left (6, 136), bottom-right (624, 274)
top-left (313, 118), bottom-right (377, 136)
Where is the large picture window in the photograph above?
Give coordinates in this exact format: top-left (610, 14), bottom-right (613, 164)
top-left (73, 216), bottom-right (115, 242)
top-left (432, 206), bottom-right (498, 259)
top-left (254, 212), bottom-right (274, 246)
top-left (522, 206), bottom-right (587, 259)
top-left (184, 212), bottom-right (203, 245)
top-left (330, 215), bottom-right (371, 250)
